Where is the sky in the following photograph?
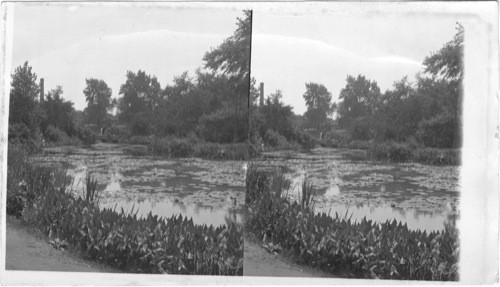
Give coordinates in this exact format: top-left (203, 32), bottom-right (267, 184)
top-left (10, 3), bottom-right (463, 114)
top-left (251, 9), bottom-right (462, 115)
top-left (10, 3), bottom-right (243, 110)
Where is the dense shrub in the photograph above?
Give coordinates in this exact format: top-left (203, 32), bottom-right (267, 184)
top-left (75, 126), bottom-right (97, 146)
top-left (104, 125), bottom-right (131, 143)
top-left (8, 123), bottom-right (41, 151)
top-left (263, 130), bottom-right (289, 148)
top-left (246, 167), bottom-right (459, 281)
top-left (369, 141), bottom-right (412, 162)
top-left (292, 130), bottom-right (316, 150)
top-left (417, 113), bottom-right (455, 148)
top-left (195, 143), bottom-right (247, 160)
top-left (347, 140), bottom-right (371, 150)
top-left (198, 107), bottom-right (247, 143)
top-left (362, 141), bottom-right (460, 165)
top-left (322, 130), bottom-right (350, 148)
top-left (412, 148), bottom-right (461, 166)
top-left (146, 136), bottom-right (247, 160)
top-left (149, 137), bottom-right (194, 157)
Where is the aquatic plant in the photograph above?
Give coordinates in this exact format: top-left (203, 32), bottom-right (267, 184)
top-left (299, 178), bottom-right (315, 212)
top-left (84, 175), bottom-right (101, 204)
top-left (9, 156), bottom-right (243, 275)
top-left (246, 167), bottom-right (459, 281)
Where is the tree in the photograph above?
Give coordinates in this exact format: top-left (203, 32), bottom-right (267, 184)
top-left (203, 10), bottom-right (252, 142)
top-left (83, 78), bottom-right (113, 129)
top-left (41, 86), bottom-right (77, 136)
top-left (303, 83), bottom-right (334, 130)
top-left (261, 90), bottom-right (295, 137)
top-left (337, 75), bottom-right (381, 140)
top-left (160, 72), bottom-right (201, 136)
top-left (421, 23), bottom-right (463, 147)
top-left (375, 77), bottom-right (421, 141)
top-left (9, 61), bottom-right (40, 135)
top-left (117, 70), bottom-right (162, 135)
top-left (203, 10), bottom-right (251, 80)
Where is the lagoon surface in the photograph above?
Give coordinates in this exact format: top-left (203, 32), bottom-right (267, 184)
top-left (255, 147), bottom-right (460, 232)
top-left (33, 143), bottom-right (245, 227)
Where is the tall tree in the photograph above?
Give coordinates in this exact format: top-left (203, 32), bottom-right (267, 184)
top-left (41, 86), bottom-right (76, 136)
top-left (337, 75), bottom-right (381, 140)
top-left (421, 23), bottom-right (463, 147)
top-left (117, 70), bottom-right (162, 135)
top-left (9, 61), bottom-right (40, 134)
top-left (261, 90), bottom-right (295, 137)
top-left (303, 83), bottom-right (334, 130)
top-left (83, 78), bottom-right (113, 129)
top-left (203, 10), bottom-right (252, 142)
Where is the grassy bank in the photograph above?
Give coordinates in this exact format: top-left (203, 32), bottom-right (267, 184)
top-left (245, 166), bottom-right (459, 281)
top-left (7, 144), bottom-right (243, 275)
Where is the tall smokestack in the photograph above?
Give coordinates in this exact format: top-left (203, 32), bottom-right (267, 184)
top-left (259, 82), bottom-right (264, 106)
top-left (40, 78), bottom-right (44, 102)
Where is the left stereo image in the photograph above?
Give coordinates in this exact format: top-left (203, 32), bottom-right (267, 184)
top-left (4, 3), bottom-right (250, 275)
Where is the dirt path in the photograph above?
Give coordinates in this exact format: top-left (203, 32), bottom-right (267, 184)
top-left (5, 216), bottom-right (117, 273)
top-left (243, 236), bottom-right (334, 278)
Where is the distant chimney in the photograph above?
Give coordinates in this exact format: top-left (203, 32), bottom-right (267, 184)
top-left (40, 78), bottom-right (44, 102)
top-left (259, 82), bottom-right (264, 106)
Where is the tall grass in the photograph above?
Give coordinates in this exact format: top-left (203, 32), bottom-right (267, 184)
top-left (245, 166), bottom-right (459, 281)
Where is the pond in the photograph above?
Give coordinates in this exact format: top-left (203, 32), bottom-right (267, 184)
top-left (33, 143), bottom-right (245, 227)
top-left (254, 147), bottom-right (460, 232)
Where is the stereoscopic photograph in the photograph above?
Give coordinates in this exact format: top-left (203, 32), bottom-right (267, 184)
top-left (1, 1), bottom-right (498, 285)
top-left (4, 2), bottom-right (249, 275)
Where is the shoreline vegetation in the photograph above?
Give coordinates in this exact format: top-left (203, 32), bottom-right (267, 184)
top-left (245, 165), bottom-right (459, 281)
top-left (7, 144), bottom-right (243, 275)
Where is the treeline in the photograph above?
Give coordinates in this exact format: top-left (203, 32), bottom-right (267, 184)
top-left (8, 63), bottom-right (95, 150)
top-left (8, 11), bottom-right (251, 152)
top-left (250, 24), bottom-right (463, 153)
top-left (335, 25), bottom-right (463, 149)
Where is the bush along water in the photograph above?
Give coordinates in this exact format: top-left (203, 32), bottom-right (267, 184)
top-left (145, 136), bottom-right (248, 160)
top-left (8, 149), bottom-right (243, 275)
top-left (245, 166), bottom-right (459, 281)
top-left (334, 140), bottom-right (460, 166)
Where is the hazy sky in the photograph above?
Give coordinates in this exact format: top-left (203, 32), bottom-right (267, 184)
top-left (10, 3), bottom-right (243, 110)
top-left (10, 3), bottom-right (464, 114)
top-left (251, 9), bottom-right (462, 114)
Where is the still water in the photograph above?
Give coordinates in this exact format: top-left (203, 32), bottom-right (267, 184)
top-left (257, 147), bottom-right (460, 232)
top-left (34, 143), bottom-right (245, 227)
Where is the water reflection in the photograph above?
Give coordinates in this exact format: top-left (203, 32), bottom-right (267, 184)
top-left (316, 204), bottom-right (451, 232)
top-left (289, 171), bottom-right (457, 232)
top-left (100, 197), bottom-right (243, 227)
top-left (65, 163), bottom-right (244, 227)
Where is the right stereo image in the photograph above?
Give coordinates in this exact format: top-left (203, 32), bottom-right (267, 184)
top-left (244, 6), bottom-right (463, 281)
